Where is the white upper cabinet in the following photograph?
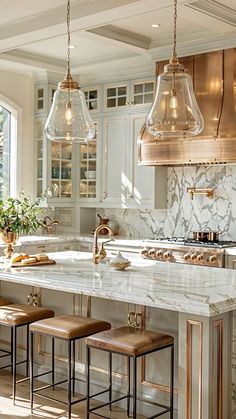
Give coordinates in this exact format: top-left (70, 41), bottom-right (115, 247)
top-left (100, 111), bottom-right (166, 209)
top-left (101, 114), bottom-right (129, 206)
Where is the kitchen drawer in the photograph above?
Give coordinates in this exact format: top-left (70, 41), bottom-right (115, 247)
top-left (60, 241), bottom-right (75, 251)
top-left (76, 242), bottom-right (92, 252)
top-left (23, 243), bottom-right (61, 254)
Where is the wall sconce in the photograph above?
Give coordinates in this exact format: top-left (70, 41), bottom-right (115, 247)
top-left (187, 187), bottom-right (214, 200)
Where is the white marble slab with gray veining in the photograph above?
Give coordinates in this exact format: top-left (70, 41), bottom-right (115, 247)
top-left (0, 251), bottom-right (235, 317)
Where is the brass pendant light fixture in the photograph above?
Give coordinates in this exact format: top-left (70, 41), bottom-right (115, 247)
top-left (146, 0), bottom-right (204, 138)
top-left (45, 0), bottom-right (95, 143)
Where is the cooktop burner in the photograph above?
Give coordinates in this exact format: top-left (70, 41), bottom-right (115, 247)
top-left (145, 237), bottom-right (236, 248)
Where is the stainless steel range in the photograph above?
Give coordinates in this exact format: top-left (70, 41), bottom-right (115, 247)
top-left (140, 238), bottom-right (236, 268)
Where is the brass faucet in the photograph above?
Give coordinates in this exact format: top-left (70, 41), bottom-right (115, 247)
top-left (187, 187), bottom-right (214, 200)
top-left (42, 216), bottom-right (59, 234)
top-left (93, 224), bottom-right (113, 264)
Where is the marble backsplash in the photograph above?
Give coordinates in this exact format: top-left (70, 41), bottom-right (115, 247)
top-left (97, 165), bottom-right (236, 240)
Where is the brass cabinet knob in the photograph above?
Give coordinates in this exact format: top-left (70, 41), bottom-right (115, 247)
top-left (183, 253), bottom-right (191, 261)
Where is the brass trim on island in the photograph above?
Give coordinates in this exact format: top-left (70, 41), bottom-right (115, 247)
top-left (212, 319), bottom-right (223, 419)
top-left (186, 319), bottom-right (203, 419)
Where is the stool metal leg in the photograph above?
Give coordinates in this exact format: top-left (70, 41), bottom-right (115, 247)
top-left (68, 340), bottom-right (72, 419)
top-left (86, 345), bottom-right (90, 419)
top-left (109, 351), bottom-right (112, 411)
top-left (30, 331), bottom-right (34, 413)
top-left (10, 327), bottom-right (13, 375)
top-left (12, 326), bottom-right (17, 405)
top-left (52, 337), bottom-right (55, 390)
top-left (133, 356), bottom-right (137, 419)
top-left (127, 356), bottom-right (131, 417)
top-left (170, 344), bottom-right (174, 419)
top-left (72, 339), bottom-right (75, 396)
top-left (26, 324), bottom-right (29, 377)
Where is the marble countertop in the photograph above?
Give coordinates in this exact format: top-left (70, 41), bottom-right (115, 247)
top-left (0, 251), bottom-right (236, 317)
top-left (5, 233), bottom-right (142, 247)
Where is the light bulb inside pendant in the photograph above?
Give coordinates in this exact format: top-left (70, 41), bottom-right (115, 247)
top-left (44, 0), bottom-right (95, 143)
top-left (65, 101), bottom-right (73, 125)
top-left (146, 0), bottom-right (204, 138)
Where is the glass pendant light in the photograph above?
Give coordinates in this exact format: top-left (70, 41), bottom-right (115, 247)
top-left (45, 0), bottom-right (95, 143)
top-left (146, 0), bottom-right (204, 138)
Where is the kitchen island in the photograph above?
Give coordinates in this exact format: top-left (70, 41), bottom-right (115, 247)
top-left (0, 250), bottom-right (235, 419)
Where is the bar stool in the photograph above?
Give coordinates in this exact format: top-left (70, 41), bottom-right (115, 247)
top-left (0, 303), bottom-right (54, 403)
top-left (30, 314), bottom-right (111, 419)
top-left (0, 297), bottom-right (12, 366)
top-left (85, 326), bottom-right (174, 419)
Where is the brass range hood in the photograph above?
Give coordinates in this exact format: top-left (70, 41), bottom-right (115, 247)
top-left (138, 48), bottom-right (236, 166)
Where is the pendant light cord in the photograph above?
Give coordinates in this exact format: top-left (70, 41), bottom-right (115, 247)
top-left (172, 0), bottom-right (177, 62)
top-left (66, 0), bottom-right (71, 76)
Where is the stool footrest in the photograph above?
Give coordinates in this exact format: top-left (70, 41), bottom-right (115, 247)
top-left (33, 388), bottom-right (87, 407)
top-left (148, 408), bottom-right (171, 419)
top-left (16, 376), bottom-right (29, 384)
top-left (89, 393), bottom-right (128, 413)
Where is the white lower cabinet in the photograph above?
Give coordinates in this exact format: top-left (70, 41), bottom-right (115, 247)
top-left (101, 112), bottom-right (167, 209)
top-left (225, 254), bottom-right (236, 269)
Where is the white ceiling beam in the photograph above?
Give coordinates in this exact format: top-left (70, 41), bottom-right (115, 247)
top-left (0, 0), bottom-right (177, 53)
top-left (0, 50), bottom-right (65, 73)
top-left (86, 25), bottom-right (150, 53)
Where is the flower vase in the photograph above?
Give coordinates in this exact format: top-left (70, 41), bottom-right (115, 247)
top-left (0, 232), bottom-right (18, 259)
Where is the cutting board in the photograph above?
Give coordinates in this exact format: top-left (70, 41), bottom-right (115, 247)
top-left (11, 259), bottom-right (56, 268)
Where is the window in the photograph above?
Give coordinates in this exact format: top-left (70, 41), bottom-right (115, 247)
top-left (0, 95), bottom-right (19, 199)
top-left (0, 106), bottom-right (11, 199)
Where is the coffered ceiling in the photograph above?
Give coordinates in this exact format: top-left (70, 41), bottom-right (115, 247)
top-left (0, 0), bottom-right (235, 83)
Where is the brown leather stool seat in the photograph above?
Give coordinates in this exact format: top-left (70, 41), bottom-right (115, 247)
top-left (86, 326), bottom-right (174, 356)
top-left (0, 304), bottom-right (54, 326)
top-left (30, 314), bottom-right (111, 340)
top-left (86, 326), bottom-right (175, 419)
top-left (30, 315), bottom-right (111, 419)
top-left (0, 297), bottom-right (11, 306)
top-left (0, 303), bottom-right (54, 405)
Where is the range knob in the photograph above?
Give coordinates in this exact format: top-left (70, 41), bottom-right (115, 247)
top-left (209, 255), bottom-right (216, 264)
top-left (156, 250), bottom-right (163, 259)
top-left (140, 247), bottom-right (149, 258)
top-left (163, 251), bottom-right (172, 260)
top-left (183, 253), bottom-right (191, 261)
top-left (197, 254), bottom-right (204, 263)
top-left (148, 248), bottom-right (156, 258)
top-left (191, 253), bottom-right (197, 261)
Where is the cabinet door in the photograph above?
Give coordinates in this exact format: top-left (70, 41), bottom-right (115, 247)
top-left (128, 113), bottom-right (156, 208)
top-left (225, 255), bottom-right (236, 269)
top-left (102, 114), bottom-right (129, 205)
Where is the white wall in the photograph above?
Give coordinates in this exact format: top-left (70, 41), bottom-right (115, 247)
top-left (0, 69), bottom-right (34, 195)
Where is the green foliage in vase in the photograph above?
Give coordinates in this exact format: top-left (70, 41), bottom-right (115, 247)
top-left (0, 192), bottom-right (45, 235)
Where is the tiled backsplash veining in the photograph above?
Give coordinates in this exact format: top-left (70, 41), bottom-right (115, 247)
top-left (97, 165), bottom-right (236, 240)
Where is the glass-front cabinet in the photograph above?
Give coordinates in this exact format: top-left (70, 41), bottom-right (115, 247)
top-left (35, 119), bottom-right (44, 197)
top-left (79, 122), bottom-right (98, 201)
top-left (50, 142), bottom-right (72, 199)
top-left (104, 79), bottom-right (155, 111)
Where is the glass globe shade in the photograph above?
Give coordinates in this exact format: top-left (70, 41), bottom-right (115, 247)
top-left (146, 67), bottom-right (204, 138)
top-left (45, 87), bottom-right (95, 143)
